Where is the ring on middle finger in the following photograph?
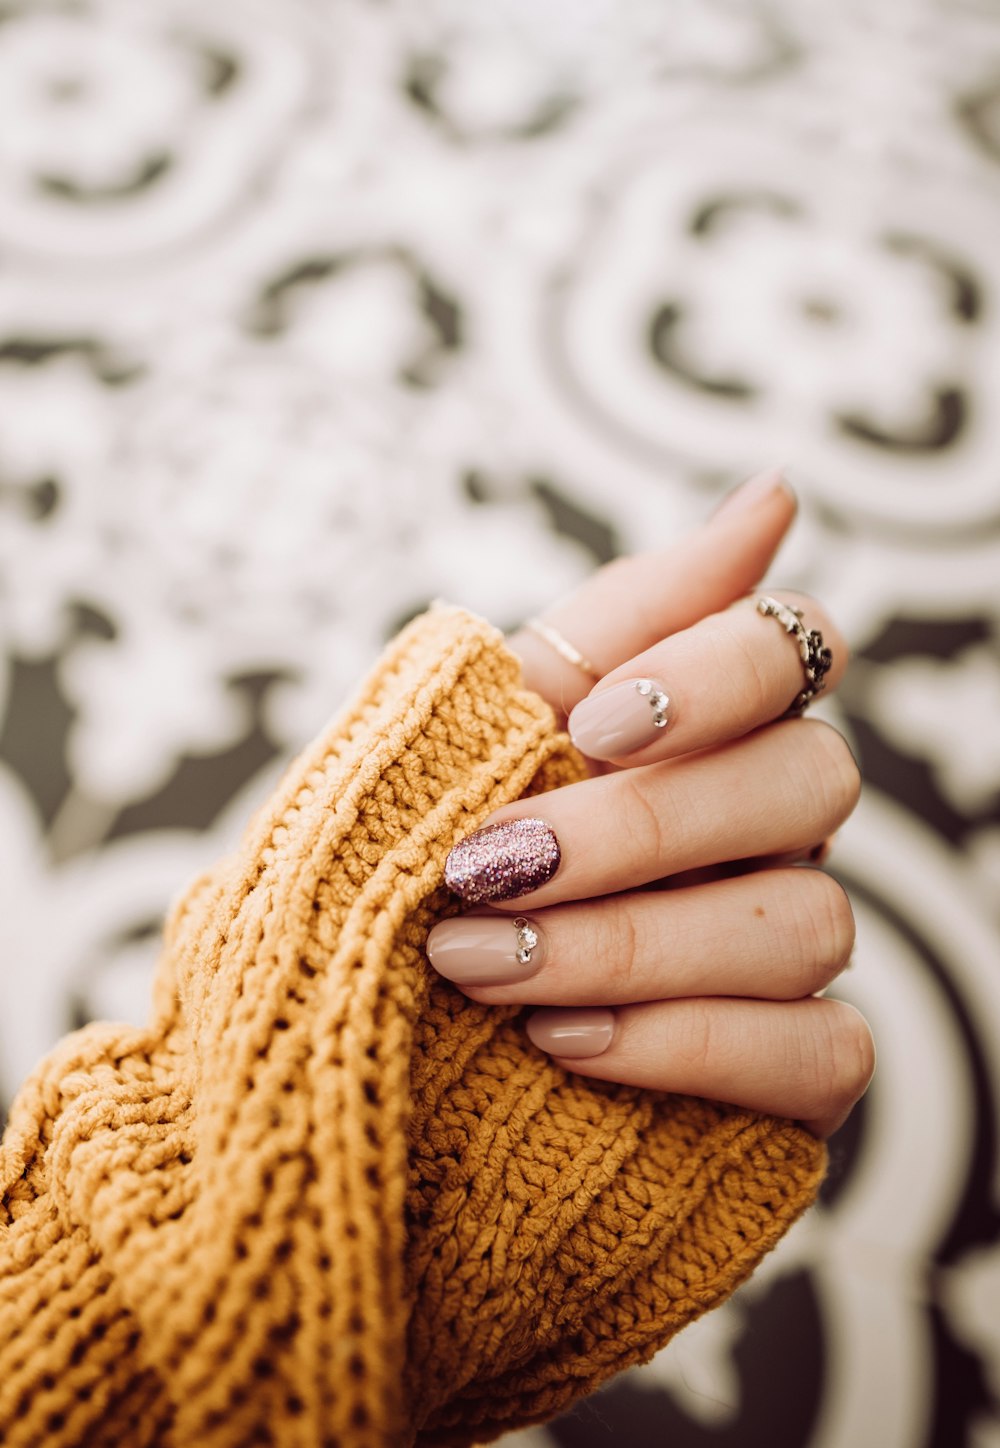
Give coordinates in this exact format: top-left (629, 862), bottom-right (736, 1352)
top-left (756, 595), bottom-right (834, 716)
top-left (567, 590), bottom-right (844, 764)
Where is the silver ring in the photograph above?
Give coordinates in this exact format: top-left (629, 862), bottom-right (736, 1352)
top-left (524, 618), bottom-right (601, 681)
top-left (756, 596), bottom-right (833, 715)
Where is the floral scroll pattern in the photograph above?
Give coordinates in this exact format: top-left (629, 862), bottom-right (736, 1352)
top-left (1, 3), bottom-right (998, 1445)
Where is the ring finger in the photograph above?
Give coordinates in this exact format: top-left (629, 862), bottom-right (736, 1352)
top-left (427, 867), bottom-right (855, 1005)
top-left (524, 996), bottom-right (876, 1139)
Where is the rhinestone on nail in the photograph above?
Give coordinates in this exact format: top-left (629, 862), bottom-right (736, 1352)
top-left (635, 678), bottom-right (670, 729)
top-left (514, 917), bottom-right (539, 965)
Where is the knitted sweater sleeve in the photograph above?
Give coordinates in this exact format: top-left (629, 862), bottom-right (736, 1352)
top-left (0, 603), bottom-right (826, 1448)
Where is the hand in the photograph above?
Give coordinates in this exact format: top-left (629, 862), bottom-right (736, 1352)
top-left (426, 469), bottom-right (874, 1138)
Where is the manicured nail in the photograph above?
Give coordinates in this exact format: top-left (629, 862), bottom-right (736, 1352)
top-left (713, 467), bottom-right (795, 521)
top-left (426, 913), bottom-right (544, 985)
top-left (526, 1008), bottom-right (615, 1059)
top-left (569, 677), bottom-right (670, 759)
top-left (445, 817), bottom-right (560, 905)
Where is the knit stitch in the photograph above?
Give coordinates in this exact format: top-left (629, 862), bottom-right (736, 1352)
top-left (0, 604), bottom-right (826, 1447)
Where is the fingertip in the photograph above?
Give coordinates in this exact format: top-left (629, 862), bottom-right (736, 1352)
top-left (696, 467), bottom-right (799, 602)
top-left (711, 467), bottom-right (797, 527)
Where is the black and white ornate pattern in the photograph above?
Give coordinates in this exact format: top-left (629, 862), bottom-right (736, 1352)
top-left (0, 4), bottom-right (998, 1446)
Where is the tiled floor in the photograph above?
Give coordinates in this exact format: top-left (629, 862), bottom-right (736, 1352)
top-left (1, 3), bottom-right (998, 1444)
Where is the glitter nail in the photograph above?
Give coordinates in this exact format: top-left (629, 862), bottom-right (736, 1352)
top-left (444, 817), bottom-right (561, 905)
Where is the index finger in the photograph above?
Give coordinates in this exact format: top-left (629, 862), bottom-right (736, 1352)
top-left (508, 468), bottom-right (796, 718)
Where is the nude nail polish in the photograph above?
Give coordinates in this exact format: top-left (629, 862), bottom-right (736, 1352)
top-left (713, 467), bottom-right (795, 521)
top-left (444, 817), bottom-right (560, 905)
top-left (525, 1008), bottom-right (615, 1058)
top-left (569, 677), bottom-right (671, 759)
top-left (425, 914), bottom-right (543, 985)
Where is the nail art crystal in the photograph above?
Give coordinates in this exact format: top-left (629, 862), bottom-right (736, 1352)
top-left (636, 678), bottom-right (670, 728)
top-left (444, 817), bottom-right (561, 905)
top-left (513, 917), bottom-right (539, 965)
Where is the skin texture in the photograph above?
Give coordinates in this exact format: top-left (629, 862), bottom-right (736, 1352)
top-left (426, 470), bottom-right (876, 1138)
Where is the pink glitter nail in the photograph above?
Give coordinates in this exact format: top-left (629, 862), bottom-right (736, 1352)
top-left (444, 817), bottom-right (561, 905)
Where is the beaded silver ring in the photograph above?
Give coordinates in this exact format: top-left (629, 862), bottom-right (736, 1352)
top-left (756, 596), bottom-right (834, 715)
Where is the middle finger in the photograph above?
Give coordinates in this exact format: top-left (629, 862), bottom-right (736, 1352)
top-left (443, 719), bottom-right (861, 910)
top-left (566, 590), bottom-right (846, 766)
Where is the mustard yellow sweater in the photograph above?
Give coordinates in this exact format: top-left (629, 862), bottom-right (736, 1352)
top-left (0, 605), bottom-right (825, 1448)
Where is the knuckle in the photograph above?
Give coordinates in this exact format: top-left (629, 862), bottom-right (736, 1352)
top-left (595, 904), bottom-right (640, 998)
top-left (716, 614), bottom-right (772, 716)
top-left (794, 720), bottom-right (862, 828)
top-left (813, 1002), bottom-right (876, 1119)
top-left (797, 872), bottom-right (857, 989)
top-left (670, 999), bottom-right (718, 1076)
top-left (621, 772), bottom-right (669, 865)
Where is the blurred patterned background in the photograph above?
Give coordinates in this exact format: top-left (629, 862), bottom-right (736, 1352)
top-left (0, 2), bottom-right (998, 1445)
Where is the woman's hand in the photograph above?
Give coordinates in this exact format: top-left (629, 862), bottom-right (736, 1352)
top-left (425, 468), bottom-right (875, 1139)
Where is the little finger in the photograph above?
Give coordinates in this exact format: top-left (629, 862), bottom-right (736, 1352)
top-left (525, 996), bottom-right (876, 1139)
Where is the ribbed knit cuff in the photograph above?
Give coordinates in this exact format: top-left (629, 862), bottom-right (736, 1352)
top-left (0, 604), bottom-right (826, 1448)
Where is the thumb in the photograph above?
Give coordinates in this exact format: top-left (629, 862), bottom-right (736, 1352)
top-left (509, 468), bottom-right (796, 717)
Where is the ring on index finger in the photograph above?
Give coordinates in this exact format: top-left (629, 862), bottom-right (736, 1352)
top-left (524, 618), bottom-right (602, 682)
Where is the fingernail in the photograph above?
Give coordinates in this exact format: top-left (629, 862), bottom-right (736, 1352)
top-left (426, 913), bottom-right (544, 985)
top-left (569, 677), bottom-right (671, 759)
top-left (713, 467), bottom-right (795, 521)
top-left (526, 1008), bottom-right (615, 1059)
top-left (445, 817), bottom-right (560, 905)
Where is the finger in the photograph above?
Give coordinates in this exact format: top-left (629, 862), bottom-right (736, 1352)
top-left (443, 720), bottom-right (861, 910)
top-left (524, 996), bottom-right (876, 1139)
top-left (566, 590), bottom-right (847, 765)
top-left (509, 468), bottom-right (796, 717)
top-left (426, 868), bottom-right (855, 1006)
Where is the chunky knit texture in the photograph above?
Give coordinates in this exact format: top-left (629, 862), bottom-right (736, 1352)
top-left (0, 604), bottom-right (826, 1447)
